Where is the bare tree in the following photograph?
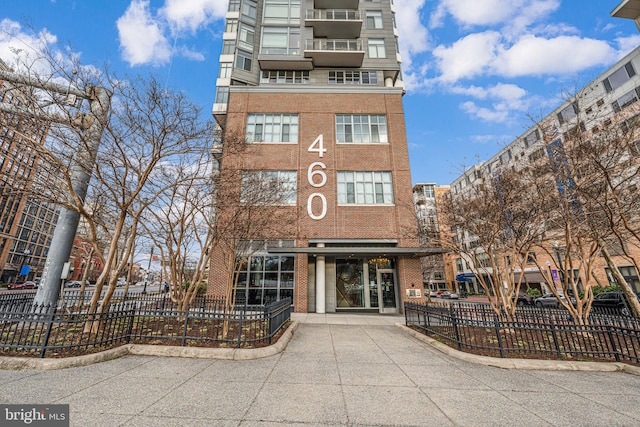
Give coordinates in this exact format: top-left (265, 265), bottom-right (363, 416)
top-left (440, 166), bottom-right (547, 318)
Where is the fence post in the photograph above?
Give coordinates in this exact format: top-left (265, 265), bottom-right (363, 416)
top-left (450, 304), bottom-right (462, 351)
top-left (38, 304), bottom-right (55, 358)
top-left (237, 304), bottom-right (245, 349)
top-left (605, 321), bottom-right (621, 362)
top-left (125, 307), bottom-right (135, 344)
top-left (549, 317), bottom-right (563, 360)
top-left (181, 305), bottom-right (190, 347)
top-left (493, 313), bottom-right (505, 358)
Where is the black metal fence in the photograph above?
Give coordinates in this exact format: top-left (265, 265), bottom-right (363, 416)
top-left (405, 302), bottom-right (640, 365)
top-left (0, 292), bottom-right (293, 358)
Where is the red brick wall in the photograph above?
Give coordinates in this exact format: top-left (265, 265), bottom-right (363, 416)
top-left (209, 91), bottom-right (421, 310)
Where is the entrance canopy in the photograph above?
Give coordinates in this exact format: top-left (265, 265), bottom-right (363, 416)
top-left (267, 246), bottom-right (446, 257)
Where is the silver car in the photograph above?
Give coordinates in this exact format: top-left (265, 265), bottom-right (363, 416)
top-left (534, 293), bottom-right (568, 308)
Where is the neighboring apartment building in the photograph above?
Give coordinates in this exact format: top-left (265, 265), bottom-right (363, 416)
top-left (413, 183), bottom-right (451, 291)
top-left (209, 0), bottom-right (427, 313)
top-left (449, 46), bottom-right (640, 296)
top-left (0, 60), bottom-right (59, 284)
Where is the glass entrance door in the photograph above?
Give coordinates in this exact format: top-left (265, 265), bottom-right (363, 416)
top-left (377, 269), bottom-right (398, 313)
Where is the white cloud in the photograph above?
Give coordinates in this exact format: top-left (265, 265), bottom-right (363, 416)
top-left (434, 0), bottom-right (559, 30)
top-left (432, 32), bottom-right (501, 82)
top-left (461, 101), bottom-right (510, 122)
top-left (161, 0), bottom-right (228, 33)
top-left (452, 83), bottom-right (526, 102)
top-left (615, 35), bottom-right (640, 58)
top-left (494, 35), bottom-right (616, 77)
top-left (394, 0), bottom-right (429, 70)
top-left (0, 19), bottom-right (57, 73)
top-left (117, 0), bottom-right (171, 66)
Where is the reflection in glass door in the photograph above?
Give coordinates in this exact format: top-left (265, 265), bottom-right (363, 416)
top-left (378, 269), bottom-right (397, 311)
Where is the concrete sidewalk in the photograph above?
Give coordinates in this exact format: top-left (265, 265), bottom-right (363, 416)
top-left (1, 315), bottom-right (640, 426)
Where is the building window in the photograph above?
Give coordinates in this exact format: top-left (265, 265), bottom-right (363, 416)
top-left (225, 19), bottom-right (238, 34)
top-left (263, 0), bottom-right (301, 25)
top-left (421, 185), bottom-right (434, 198)
top-left (246, 113), bottom-right (299, 143)
top-left (241, 0), bottom-right (257, 24)
top-left (261, 70), bottom-right (309, 84)
top-left (222, 40), bottom-right (236, 55)
top-left (612, 87), bottom-right (640, 113)
top-left (368, 38), bottom-right (386, 58)
top-left (336, 114), bottom-right (388, 143)
top-left (238, 24), bottom-right (255, 50)
top-left (235, 49), bottom-right (253, 71)
top-left (235, 252), bottom-right (295, 305)
top-left (603, 61), bottom-right (636, 93)
top-left (228, 0), bottom-right (240, 12)
top-left (366, 11), bottom-right (383, 29)
top-left (261, 27), bottom-right (300, 55)
top-left (557, 102), bottom-right (577, 124)
top-left (329, 71), bottom-right (377, 85)
top-left (215, 87), bottom-right (229, 104)
top-left (219, 63), bottom-right (232, 79)
top-left (241, 170), bottom-right (297, 205)
top-left (337, 171), bottom-right (394, 204)
top-left (524, 129), bottom-right (540, 148)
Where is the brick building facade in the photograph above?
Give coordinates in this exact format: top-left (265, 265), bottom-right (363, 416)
top-left (209, 0), bottom-right (428, 313)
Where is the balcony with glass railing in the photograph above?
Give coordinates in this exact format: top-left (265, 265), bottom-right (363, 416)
top-left (304, 39), bottom-right (364, 67)
top-left (305, 9), bottom-right (362, 38)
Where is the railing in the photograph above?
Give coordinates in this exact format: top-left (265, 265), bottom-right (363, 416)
top-left (305, 39), bottom-right (362, 52)
top-left (306, 9), bottom-right (360, 20)
top-left (405, 302), bottom-right (640, 365)
top-left (0, 293), bottom-right (292, 358)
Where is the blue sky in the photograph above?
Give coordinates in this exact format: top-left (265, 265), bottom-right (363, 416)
top-left (1, 0), bottom-right (639, 186)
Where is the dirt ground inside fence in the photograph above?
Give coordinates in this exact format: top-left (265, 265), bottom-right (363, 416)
top-left (0, 320), bottom-right (291, 359)
top-left (410, 325), bottom-right (636, 365)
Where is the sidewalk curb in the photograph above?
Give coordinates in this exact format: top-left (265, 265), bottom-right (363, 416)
top-left (397, 323), bottom-right (640, 376)
top-left (0, 321), bottom-right (299, 370)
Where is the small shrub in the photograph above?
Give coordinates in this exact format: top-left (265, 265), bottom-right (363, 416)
top-left (525, 288), bottom-right (542, 298)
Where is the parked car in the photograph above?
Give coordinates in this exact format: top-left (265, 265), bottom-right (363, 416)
top-left (440, 291), bottom-right (459, 299)
top-left (428, 290), bottom-right (438, 298)
top-left (512, 294), bottom-right (535, 306)
top-left (64, 280), bottom-right (85, 288)
top-left (534, 293), bottom-right (569, 308)
top-left (591, 291), bottom-right (638, 316)
top-left (8, 281), bottom-right (36, 290)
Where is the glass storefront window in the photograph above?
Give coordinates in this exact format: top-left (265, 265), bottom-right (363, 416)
top-left (234, 253), bottom-right (295, 305)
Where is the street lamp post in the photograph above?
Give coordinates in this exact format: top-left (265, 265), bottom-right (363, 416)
top-left (142, 246), bottom-right (153, 294)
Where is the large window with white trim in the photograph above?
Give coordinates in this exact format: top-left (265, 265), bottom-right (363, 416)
top-left (263, 0), bottom-right (301, 25)
top-left (241, 170), bottom-right (297, 205)
top-left (246, 113), bottom-right (299, 143)
top-left (337, 171), bottom-right (394, 204)
top-left (336, 114), bottom-right (388, 143)
top-left (368, 38), bottom-right (386, 58)
top-left (260, 27), bottom-right (301, 55)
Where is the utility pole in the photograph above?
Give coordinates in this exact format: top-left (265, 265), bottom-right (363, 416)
top-left (0, 69), bottom-right (111, 307)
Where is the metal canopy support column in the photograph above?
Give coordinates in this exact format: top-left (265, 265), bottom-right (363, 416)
top-left (316, 243), bottom-right (325, 313)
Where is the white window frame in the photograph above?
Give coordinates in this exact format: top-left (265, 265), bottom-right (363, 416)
top-left (246, 113), bottom-right (299, 143)
top-left (366, 10), bottom-right (383, 29)
top-left (241, 170), bottom-right (297, 205)
top-left (336, 114), bottom-right (388, 143)
top-left (368, 38), bottom-right (386, 58)
top-left (337, 171), bottom-right (394, 205)
top-left (235, 49), bottom-right (252, 71)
